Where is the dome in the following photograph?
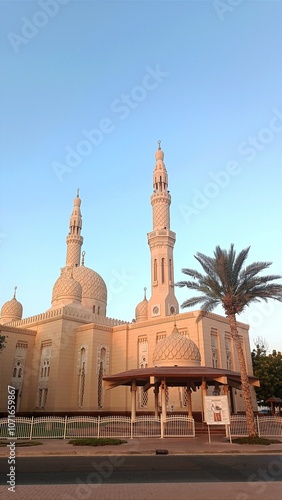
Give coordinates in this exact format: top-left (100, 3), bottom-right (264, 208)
top-left (72, 266), bottom-right (107, 303)
top-left (52, 265), bottom-right (107, 313)
top-left (135, 298), bottom-right (148, 322)
top-left (153, 325), bottom-right (201, 367)
top-left (56, 271), bottom-right (82, 304)
top-left (1, 293), bottom-right (23, 323)
top-left (155, 147), bottom-right (164, 161)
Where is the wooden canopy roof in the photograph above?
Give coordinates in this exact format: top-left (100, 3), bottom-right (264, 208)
top-left (103, 365), bottom-right (260, 391)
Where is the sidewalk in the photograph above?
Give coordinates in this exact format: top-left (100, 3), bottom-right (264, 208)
top-left (1, 433), bottom-right (281, 456)
top-left (1, 435), bottom-right (281, 500)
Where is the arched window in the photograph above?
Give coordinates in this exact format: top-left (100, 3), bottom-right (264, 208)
top-left (98, 347), bottom-right (106, 408)
top-left (161, 258), bottom-right (165, 284)
top-left (154, 259), bottom-right (157, 281)
top-left (78, 347), bottom-right (86, 407)
top-left (169, 259), bottom-right (172, 281)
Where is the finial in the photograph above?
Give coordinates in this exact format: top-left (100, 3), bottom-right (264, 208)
top-left (144, 287), bottom-right (147, 300)
top-left (157, 140), bottom-right (161, 150)
top-left (13, 286), bottom-right (17, 299)
top-left (77, 188), bottom-right (80, 198)
top-left (81, 251), bottom-right (85, 266)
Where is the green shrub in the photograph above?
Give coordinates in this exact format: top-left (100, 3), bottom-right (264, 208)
top-left (69, 437), bottom-right (127, 446)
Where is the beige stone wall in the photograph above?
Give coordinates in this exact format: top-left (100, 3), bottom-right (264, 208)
top-left (0, 326), bottom-right (36, 413)
top-left (1, 306), bottom-right (257, 415)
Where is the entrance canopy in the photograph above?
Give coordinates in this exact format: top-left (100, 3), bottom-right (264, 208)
top-left (103, 365), bottom-right (260, 391)
top-left (104, 365), bottom-right (259, 421)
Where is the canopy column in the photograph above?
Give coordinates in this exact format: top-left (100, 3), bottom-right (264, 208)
top-left (154, 384), bottom-right (159, 418)
top-left (131, 379), bottom-right (137, 421)
top-left (161, 379), bottom-right (167, 422)
top-left (186, 386), bottom-right (193, 418)
top-left (201, 379), bottom-right (207, 421)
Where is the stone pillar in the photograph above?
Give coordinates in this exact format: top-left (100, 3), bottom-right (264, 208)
top-left (201, 379), bottom-right (207, 421)
top-left (161, 379), bottom-right (167, 422)
top-left (154, 384), bottom-right (159, 418)
top-left (187, 387), bottom-right (193, 418)
top-left (223, 385), bottom-right (228, 396)
top-left (131, 380), bottom-right (137, 422)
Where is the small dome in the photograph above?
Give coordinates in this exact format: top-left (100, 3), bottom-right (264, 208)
top-left (153, 325), bottom-right (201, 367)
top-left (1, 292), bottom-right (23, 323)
top-left (135, 288), bottom-right (148, 322)
top-left (57, 271), bottom-right (82, 302)
top-left (135, 298), bottom-right (148, 322)
top-left (155, 148), bottom-right (164, 161)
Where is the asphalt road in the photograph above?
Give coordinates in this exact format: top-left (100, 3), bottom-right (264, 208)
top-left (1, 455), bottom-right (282, 485)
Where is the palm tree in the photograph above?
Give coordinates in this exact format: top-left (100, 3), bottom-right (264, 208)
top-left (176, 244), bottom-right (282, 437)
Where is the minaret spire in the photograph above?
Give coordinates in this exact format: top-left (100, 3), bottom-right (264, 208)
top-left (147, 143), bottom-right (179, 318)
top-left (66, 190), bottom-right (83, 267)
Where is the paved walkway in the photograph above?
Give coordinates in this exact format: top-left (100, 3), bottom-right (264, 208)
top-left (1, 435), bottom-right (281, 499)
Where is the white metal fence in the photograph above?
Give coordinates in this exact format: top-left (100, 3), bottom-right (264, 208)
top-left (0, 415), bottom-right (280, 439)
top-left (230, 415), bottom-right (282, 437)
top-left (0, 414), bottom-right (195, 440)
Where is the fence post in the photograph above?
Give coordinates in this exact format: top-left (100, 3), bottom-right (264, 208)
top-left (98, 415), bottom-right (100, 438)
top-left (29, 416), bottom-right (33, 440)
top-left (257, 415), bottom-right (260, 437)
top-left (130, 418), bottom-right (133, 439)
top-left (63, 415), bottom-right (67, 440)
top-left (161, 413), bottom-right (164, 439)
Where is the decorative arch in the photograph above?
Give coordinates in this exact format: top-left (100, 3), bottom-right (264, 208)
top-left (97, 344), bottom-right (110, 408)
top-left (77, 344), bottom-right (88, 408)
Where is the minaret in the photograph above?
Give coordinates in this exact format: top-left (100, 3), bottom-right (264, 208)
top-left (66, 189), bottom-right (83, 267)
top-left (147, 142), bottom-right (179, 318)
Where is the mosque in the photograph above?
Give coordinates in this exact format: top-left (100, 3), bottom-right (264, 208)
top-left (0, 145), bottom-right (258, 418)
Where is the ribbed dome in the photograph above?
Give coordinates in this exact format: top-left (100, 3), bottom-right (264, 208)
top-left (135, 298), bottom-right (148, 322)
top-left (1, 296), bottom-right (23, 323)
top-left (72, 266), bottom-right (107, 302)
top-left (57, 271), bottom-right (82, 302)
top-left (153, 325), bottom-right (201, 367)
top-left (52, 265), bottom-right (107, 313)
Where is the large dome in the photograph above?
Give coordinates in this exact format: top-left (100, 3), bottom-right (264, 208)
top-left (153, 325), bottom-right (201, 367)
top-left (52, 265), bottom-right (107, 314)
top-left (72, 266), bottom-right (107, 302)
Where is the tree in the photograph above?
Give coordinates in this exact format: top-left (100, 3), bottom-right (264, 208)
top-left (176, 244), bottom-right (282, 437)
top-left (252, 347), bottom-right (282, 402)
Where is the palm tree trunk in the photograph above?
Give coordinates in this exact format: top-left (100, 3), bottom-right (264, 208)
top-left (228, 313), bottom-right (257, 437)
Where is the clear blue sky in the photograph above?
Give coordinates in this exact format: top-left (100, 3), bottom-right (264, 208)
top-left (1, 0), bottom-right (281, 352)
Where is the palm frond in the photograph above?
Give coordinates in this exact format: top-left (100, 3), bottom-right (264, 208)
top-left (176, 244), bottom-right (282, 317)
